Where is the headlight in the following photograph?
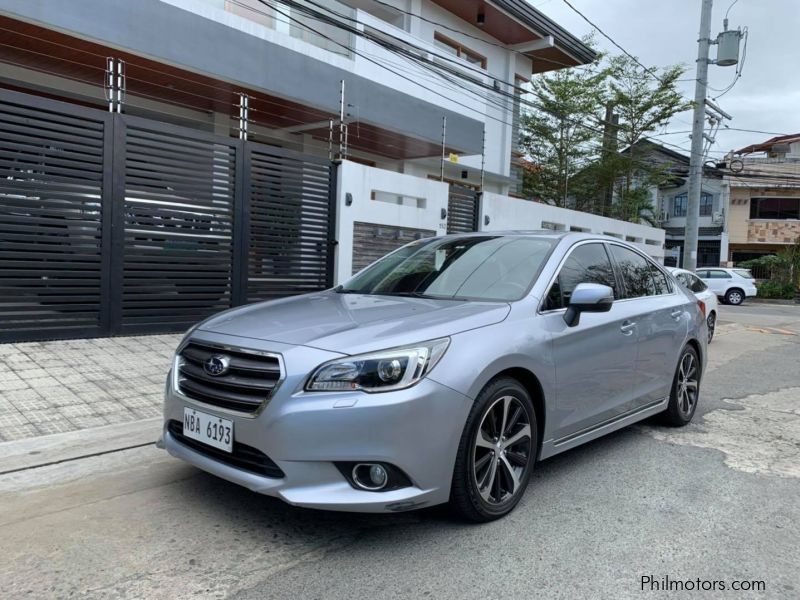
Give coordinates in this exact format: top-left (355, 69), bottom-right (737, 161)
top-left (305, 338), bottom-right (450, 393)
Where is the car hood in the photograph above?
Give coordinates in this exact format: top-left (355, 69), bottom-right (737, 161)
top-left (197, 291), bottom-right (511, 355)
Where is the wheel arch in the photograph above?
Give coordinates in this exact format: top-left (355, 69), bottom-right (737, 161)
top-left (685, 338), bottom-right (704, 374)
top-left (488, 367), bottom-right (546, 460)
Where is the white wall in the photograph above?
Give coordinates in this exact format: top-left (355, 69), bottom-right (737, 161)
top-left (334, 160), bottom-right (450, 283)
top-left (481, 192), bottom-right (666, 261)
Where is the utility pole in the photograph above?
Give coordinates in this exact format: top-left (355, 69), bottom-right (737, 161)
top-left (683, 0), bottom-right (714, 272)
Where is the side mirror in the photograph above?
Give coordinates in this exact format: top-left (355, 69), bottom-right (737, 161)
top-left (563, 283), bottom-right (614, 327)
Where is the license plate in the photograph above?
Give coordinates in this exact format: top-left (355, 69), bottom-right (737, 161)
top-left (183, 407), bottom-right (233, 453)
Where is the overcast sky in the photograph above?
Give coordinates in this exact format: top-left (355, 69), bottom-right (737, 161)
top-left (533, 0), bottom-right (800, 157)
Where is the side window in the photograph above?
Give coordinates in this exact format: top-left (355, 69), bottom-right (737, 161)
top-left (544, 243), bottom-right (617, 310)
top-left (608, 245), bottom-right (656, 298)
top-left (708, 270), bottom-right (731, 279)
top-left (689, 275), bottom-right (708, 293)
top-left (651, 265), bottom-right (671, 295)
top-left (696, 270), bottom-right (709, 279)
top-left (675, 272), bottom-right (691, 288)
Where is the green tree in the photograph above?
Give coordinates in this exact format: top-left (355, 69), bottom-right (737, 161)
top-left (520, 47), bottom-right (608, 209)
top-left (519, 53), bottom-right (691, 225)
top-left (605, 56), bottom-right (692, 223)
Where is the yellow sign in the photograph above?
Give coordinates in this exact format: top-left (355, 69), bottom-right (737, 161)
top-left (448, 153), bottom-right (459, 163)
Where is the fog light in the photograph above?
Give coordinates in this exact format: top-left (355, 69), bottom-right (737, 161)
top-left (352, 463), bottom-right (388, 490)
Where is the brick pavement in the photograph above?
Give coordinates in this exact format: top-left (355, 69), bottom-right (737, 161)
top-left (0, 334), bottom-right (180, 441)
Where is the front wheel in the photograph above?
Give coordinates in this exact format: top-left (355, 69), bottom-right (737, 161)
top-left (725, 288), bottom-right (744, 305)
top-left (450, 377), bottom-right (537, 522)
top-left (661, 346), bottom-right (701, 427)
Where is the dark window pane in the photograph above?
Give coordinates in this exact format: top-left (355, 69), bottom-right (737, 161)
top-left (673, 194), bottom-right (687, 217)
top-left (751, 197), bottom-right (800, 219)
top-left (544, 243), bottom-right (617, 310)
top-left (699, 193), bottom-right (714, 216)
top-left (609, 245), bottom-right (656, 298)
top-left (651, 265), bottom-right (671, 294)
top-left (690, 275), bottom-right (707, 293)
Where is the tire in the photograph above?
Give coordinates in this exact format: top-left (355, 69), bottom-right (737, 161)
top-left (706, 311), bottom-right (716, 343)
top-left (725, 288), bottom-right (745, 306)
top-left (450, 377), bottom-right (537, 522)
top-left (661, 345), bottom-right (701, 427)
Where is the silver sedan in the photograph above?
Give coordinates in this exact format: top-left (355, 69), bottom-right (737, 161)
top-left (160, 232), bottom-right (707, 521)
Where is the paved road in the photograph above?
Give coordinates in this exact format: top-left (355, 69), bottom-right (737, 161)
top-left (1, 304), bottom-right (799, 599)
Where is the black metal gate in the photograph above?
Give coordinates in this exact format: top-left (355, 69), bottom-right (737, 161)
top-left (446, 183), bottom-right (480, 234)
top-left (0, 88), bottom-right (336, 342)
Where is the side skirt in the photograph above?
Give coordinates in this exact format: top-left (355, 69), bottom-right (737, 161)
top-left (538, 397), bottom-right (669, 460)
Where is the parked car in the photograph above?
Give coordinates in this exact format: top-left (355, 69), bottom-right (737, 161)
top-left (696, 267), bottom-right (758, 306)
top-left (668, 267), bottom-right (719, 343)
top-left (159, 232), bottom-right (707, 522)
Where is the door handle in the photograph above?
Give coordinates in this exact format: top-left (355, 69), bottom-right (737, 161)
top-left (620, 321), bottom-right (636, 335)
top-left (670, 309), bottom-right (683, 320)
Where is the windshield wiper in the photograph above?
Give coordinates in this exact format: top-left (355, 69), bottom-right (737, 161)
top-left (373, 291), bottom-right (468, 301)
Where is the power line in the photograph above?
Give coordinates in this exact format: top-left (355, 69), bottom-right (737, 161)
top-left (559, 0), bottom-right (686, 90)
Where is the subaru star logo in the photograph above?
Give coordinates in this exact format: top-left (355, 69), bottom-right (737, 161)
top-left (203, 354), bottom-right (230, 377)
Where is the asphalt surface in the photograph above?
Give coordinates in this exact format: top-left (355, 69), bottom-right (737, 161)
top-left (1, 303), bottom-right (799, 599)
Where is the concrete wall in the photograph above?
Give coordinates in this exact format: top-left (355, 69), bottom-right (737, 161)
top-left (334, 163), bottom-right (667, 285)
top-left (481, 192), bottom-right (666, 261)
top-left (334, 160), bottom-right (449, 283)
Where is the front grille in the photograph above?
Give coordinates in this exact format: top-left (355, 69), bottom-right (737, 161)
top-left (177, 340), bottom-right (282, 414)
top-left (168, 420), bottom-right (285, 478)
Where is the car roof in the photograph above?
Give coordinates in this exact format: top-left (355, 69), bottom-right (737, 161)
top-left (441, 230), bottom-right (632, 243)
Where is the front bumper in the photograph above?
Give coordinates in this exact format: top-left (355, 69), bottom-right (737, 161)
top-left (161, 336), bottom-right (473, 512)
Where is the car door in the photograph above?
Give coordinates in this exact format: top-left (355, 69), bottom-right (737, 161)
top-left (702, 269), bottom-right (732, 296)
top-left (540, 242), bottom-right (640, 441)
top-left (608, 244), bottom-right (687, 406)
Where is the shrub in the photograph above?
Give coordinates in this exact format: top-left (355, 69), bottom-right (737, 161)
top-left (756, 281), bottom-right (796, 300)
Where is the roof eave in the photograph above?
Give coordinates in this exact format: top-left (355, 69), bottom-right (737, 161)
top-left (489, 0), bottom-right (597, 66)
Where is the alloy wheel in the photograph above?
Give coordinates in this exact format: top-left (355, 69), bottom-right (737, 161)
top-left (676, 352), bottom-right (699, 418)
top-left (707, 313), bottom-right (715, 343)
top-left (727, 290), bottom-right (743, 305)
top-left (472, 395), bottom-right (532, 505)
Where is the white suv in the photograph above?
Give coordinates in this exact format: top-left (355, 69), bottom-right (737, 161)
top-left (696, 268), bottom-right (758, 306)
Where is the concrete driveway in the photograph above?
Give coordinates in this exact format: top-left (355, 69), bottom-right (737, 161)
top-left (1, 303), bottom-right (798, 599)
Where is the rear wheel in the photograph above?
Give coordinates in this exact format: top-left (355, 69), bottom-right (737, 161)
top-left (450, 377), bottom-right (537, 522)
top-left (662, 346), bottom-right (701, 427)
top-left (725, 288), bottom-right (744, 305)
top-left (707, 311), bottom-right (716, 343)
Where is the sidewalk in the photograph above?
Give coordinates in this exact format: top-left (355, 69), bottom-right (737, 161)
top-left (0, 334), bottom-right (180, 442)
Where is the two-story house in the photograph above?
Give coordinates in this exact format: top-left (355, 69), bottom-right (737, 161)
top-left (606, 141), bottom-right (725, 267)
top-left (1, 1), bottom-right (662, 344)
top-left (723, 134), bottom-right (800, 264)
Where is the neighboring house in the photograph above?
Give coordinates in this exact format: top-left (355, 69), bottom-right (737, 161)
top-left (723, 134), bottom-right (800, 264)
top-left (631, 141), bottom-right (725, 268)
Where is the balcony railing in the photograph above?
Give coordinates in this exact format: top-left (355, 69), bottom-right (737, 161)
top-left (221, 0), bottom-right (355, 57)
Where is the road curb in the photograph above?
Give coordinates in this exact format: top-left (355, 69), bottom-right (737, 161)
top-left (0, 418), bottom-right (162, 474)
top-left (747, 298), bottom-right (799, 306)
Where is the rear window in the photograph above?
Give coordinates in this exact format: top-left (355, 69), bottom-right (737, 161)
top-left (733, 269), bottom-right (754, 279)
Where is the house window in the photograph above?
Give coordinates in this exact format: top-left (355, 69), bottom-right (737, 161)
top-left (433, 32), bottom-right (487, 69)
top-left (673, 192), bottom-right (713, 217)
top-left (750, 197), bottom-right (800, 220)
top-left (673, 194), bottom-right (687, 217)
top-left (700, 193), bottom-right (713, 216)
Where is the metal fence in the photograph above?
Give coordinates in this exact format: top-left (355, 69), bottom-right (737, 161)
top-left (0, 88), bottom-right (336, 342)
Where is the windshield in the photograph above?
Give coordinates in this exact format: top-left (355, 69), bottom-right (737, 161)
top-left (338, 236), bottom-right (556, 301)
top-left (733, 269), bottom-right (754, 279)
